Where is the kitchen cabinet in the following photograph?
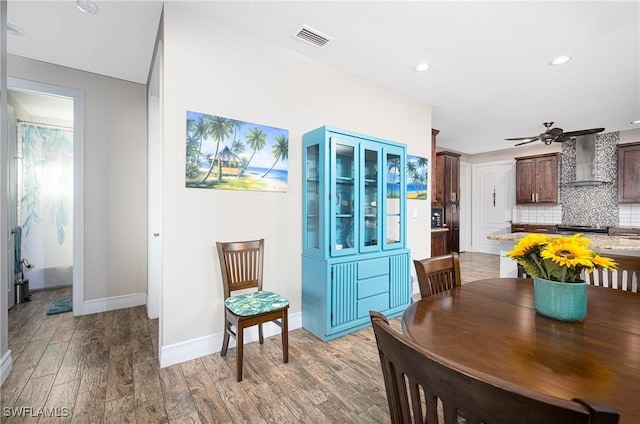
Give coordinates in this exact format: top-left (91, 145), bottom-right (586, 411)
top-left (618, 142), bottom-right (640, 203)
top-left (515, 153), bottom-right (559, 204)
top-left (302, 126), bottom-right (411, 341)
top-left (430, 129), bottom-right (439, 203)
top-left (431, 229), bottom-right (449, 256)
top-left (434, 151), bottom-right (460, 252)
top-left (511, 223), bottom-right (557, 234)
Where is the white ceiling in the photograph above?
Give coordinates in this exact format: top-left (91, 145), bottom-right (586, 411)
top-left (7, 1), bottom-right (640, 154)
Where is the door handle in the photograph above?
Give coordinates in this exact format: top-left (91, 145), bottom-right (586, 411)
top-left (153, 233), bottom-right (160, 237)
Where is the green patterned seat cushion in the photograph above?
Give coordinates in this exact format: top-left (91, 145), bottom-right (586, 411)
top-left (225, 291), bottom-right (289, 316)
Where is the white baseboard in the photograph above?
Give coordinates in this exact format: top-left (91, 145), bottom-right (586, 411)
top-left (159, 311), bottom-right (302, 368)
top-left (0, 350), bottom-right (13, 386)
top-left (79, 292), bottom-right (147, 315)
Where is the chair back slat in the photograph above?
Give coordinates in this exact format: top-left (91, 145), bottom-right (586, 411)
top-left (584, 254), bottom-right (640, 293)
top-left (413, 253), bottom-right (461, 298)
top-left (369, 311), bottom-right (619, 424)
top-left (216, 239), bottom-right (264, 298)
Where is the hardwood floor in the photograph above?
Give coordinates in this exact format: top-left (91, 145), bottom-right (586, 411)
top-left (2, 252), bottom-right (499, 423)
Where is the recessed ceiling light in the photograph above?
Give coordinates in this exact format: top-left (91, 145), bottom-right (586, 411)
top-left (549, 55), bottom-right (572, 66)
top-left (631, 120), bottom-right (640, 125)
top-left (76, 0), bottom-right (99, 15)
top-left (7, 23), bottom-right (25, 36)
top-left (414, 63), bottom-right (431, 72)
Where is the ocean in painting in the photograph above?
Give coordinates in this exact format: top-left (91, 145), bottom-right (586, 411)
top-left (243, 167), bottom-right (288, 184)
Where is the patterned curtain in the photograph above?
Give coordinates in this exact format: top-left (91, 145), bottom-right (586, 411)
top-left (17, 122), bottom-right (73, 289)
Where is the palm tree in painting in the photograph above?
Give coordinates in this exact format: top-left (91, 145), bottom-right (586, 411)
top-left (388, 157), bottom-right (400, 197)
top-left (186, 115), bottom-right (211, 165)
top-left (416, 156), bottom-right (428, 172)
top-left (406, 160), bottom-right (420, 197)
top-left (185, 132), bottom-right (200, 165)
top-left (231, 139), bottom-right (246, 177)
top-left (261, 135), bottom-right (288, 178)
top-left (416, 156), bottom-right (428, 197)
top-left (229, 119), bottom-right (244, 144)
top-left (242, 127), bottom-right (266, 174)
top-left (199, 116), bottom-right (232, 182)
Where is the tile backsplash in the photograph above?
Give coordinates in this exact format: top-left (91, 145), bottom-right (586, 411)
top-left (619, 204), bottom-right (640, 227)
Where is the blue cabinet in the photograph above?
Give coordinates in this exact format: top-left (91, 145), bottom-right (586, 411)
top-left (302, 126), bottom-right (411, 341)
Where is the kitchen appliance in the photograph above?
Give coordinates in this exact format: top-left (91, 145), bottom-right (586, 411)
top-left (556, 225), bottom-right (609, 235)
top-left (564, 134), bottom-right (609, 186)
top-left (431, 208), bottom-right (443, 228)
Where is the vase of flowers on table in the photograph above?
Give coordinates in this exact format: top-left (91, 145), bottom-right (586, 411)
top-left (506, 234), bottom-right (617, 322)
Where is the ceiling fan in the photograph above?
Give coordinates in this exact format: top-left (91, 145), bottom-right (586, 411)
top-left (505, 122), bottom-right (605, 146)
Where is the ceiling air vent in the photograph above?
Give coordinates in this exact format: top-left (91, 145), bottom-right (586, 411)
top-left (293, 24), bottom-right (333, 48)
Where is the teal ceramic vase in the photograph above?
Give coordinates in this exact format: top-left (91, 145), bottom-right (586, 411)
top-left (533, 277), bottom-right (588, 322)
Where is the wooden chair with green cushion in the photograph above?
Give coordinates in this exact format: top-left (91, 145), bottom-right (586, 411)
top-left (413, 252), bottom-right (462, 299)
top-left (216, 238), bottom-right (289, 381)
top-left (369, 311), bottom-right (619, 424)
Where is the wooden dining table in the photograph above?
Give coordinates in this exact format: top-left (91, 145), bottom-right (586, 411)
top-left (402, 278), bottom-right (640, 424)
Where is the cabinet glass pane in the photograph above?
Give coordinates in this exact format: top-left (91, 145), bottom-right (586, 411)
top-left (335, 144), bottom-right (355, 250)
top-left (386, 152), bottom-right (402, 245)
top-left (306, 145), bottom-right (320, 250)
top-left (363, 149), bottom-right (379, 247)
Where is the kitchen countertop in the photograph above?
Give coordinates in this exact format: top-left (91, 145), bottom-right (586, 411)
top-left (487, 233), bottom-right (640, 251)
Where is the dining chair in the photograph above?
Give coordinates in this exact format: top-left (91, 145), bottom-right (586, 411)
top-left (585, 253), bottom-right (640, 293)
top-left (413, 252), bottom-right (461, 299)
top-left (216, 238), bottom-right (289, 382)
top-left (369, 311), bottom-right (620, 424)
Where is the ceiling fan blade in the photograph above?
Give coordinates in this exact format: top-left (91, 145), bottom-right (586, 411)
top-left (505, 136), bottom-right (539, 142)
top-left (560, 128), bottom-right (605, 138)
top-left (514, 139), bottom-right (538, 146)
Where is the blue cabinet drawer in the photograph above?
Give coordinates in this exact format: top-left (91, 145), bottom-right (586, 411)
top-left (357, 257), bottom-right (389, 279)
top-left (357, 293), bottom-right (389, 318)
top-left (357, 275), bottom-right (389, 299)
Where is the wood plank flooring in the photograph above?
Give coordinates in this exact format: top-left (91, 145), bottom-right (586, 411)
top-left (1, 252), bottom-right (499, 423)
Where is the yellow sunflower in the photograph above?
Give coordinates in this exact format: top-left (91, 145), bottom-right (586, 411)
top-left (591, 254), bottom-right (618, 271)
top-left (540, 237), bottom-right (594, 269)
top-left (506, 234), bottom-right (548, 259)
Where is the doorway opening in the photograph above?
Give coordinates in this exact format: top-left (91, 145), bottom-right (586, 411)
top-left (6, 78), bottom-right (84, 316)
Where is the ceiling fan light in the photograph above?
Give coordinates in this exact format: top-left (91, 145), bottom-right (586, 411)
top-left (76, 0), bottom-right (99, 15)
top-left (549, 55), bottom-right (572, 66)
top-left (414, 62), bottom-right (431, 72)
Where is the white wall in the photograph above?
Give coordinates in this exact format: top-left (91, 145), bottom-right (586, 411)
top-left (7, 56), bottom-right (148, 301)
top-left (161, 4), bottom-right (432, 354)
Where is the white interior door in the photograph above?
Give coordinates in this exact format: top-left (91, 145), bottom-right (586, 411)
top-left (472, 161), bottom-right (514, 254)
top-left (7, 105), bottom-right (16, 309)
top-left (147, 41), bottom-right (163, 320)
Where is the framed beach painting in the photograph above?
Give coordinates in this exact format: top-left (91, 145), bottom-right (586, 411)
top-left (185, 110), bottom-right (288, 192)
top-left (406, 154), bottom-right (428, 200)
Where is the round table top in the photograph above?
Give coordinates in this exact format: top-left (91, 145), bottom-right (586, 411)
top-left (402, 278), bottom-right (640, 424)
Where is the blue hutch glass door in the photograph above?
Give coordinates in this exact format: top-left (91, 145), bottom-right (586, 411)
top-left (304, 143), bottom-right (321, 253)
top-left (360, 142), bottom-right (381, 252)
top-left (383, 146), bottom-right (405, 249)
top-left (330, 136), bottom-right (358, 256)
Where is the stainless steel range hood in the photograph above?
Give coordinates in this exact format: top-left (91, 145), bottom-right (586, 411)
top-left (565, 134), bottom-right (609, 186)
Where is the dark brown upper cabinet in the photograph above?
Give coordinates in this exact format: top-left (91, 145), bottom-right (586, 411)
top-left (618, 142), bottom-right (640, 203)
top-left (515, 153), bottom-right (559, 204)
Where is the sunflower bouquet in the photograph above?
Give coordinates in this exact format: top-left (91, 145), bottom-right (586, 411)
top-left (506, 233), bottom-right (617, 283)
